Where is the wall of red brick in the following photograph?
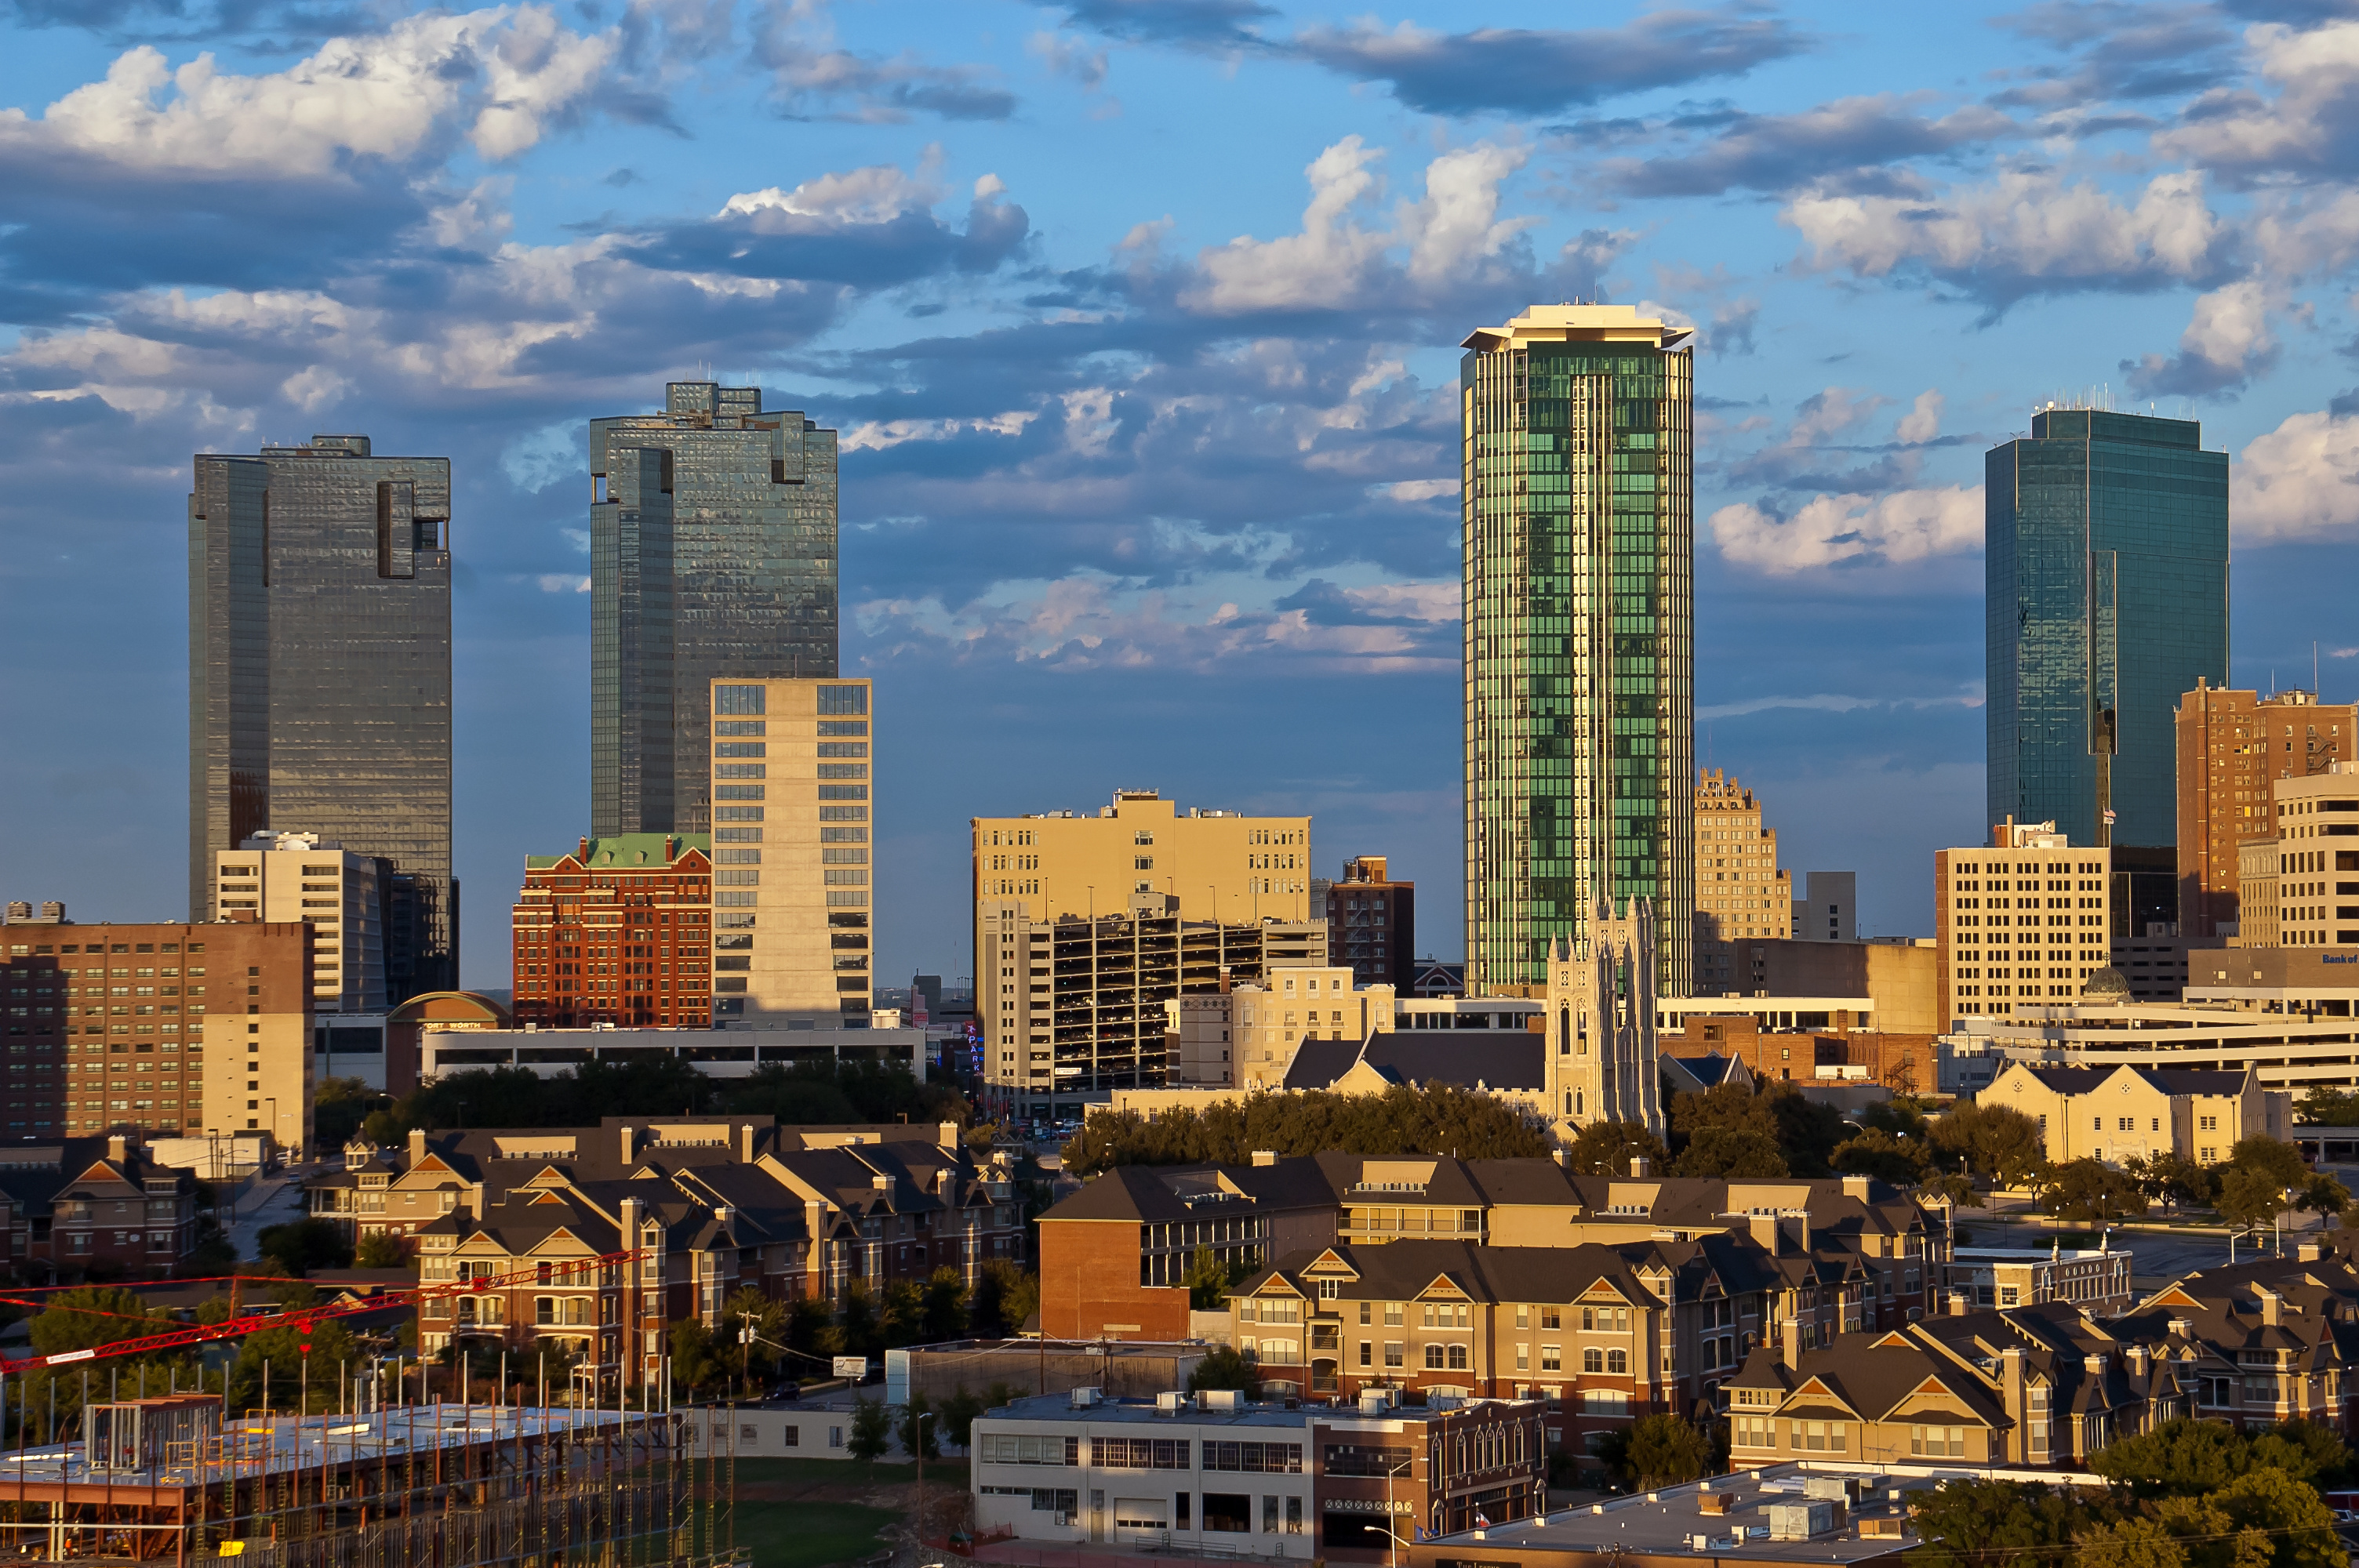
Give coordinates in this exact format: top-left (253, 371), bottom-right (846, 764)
top-left (1038, 1219), bottom-right (1190, 1341)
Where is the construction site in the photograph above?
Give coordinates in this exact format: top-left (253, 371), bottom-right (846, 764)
top-left (0, 1392), bottom-right (744, 1568)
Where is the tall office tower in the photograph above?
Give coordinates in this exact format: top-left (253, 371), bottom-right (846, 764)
top-left (1462, 306), bottom-right (1695, 996)
top-left (212, 831), bottom-right (386, 1014)
top-left (1692, 770), bottom-right (1790, 993)
top-left (189, 436), bottom-right (456, 999)
top-left (509, 833), bottom-right (713, 1029)
top-left (1325, 855), bottom-right (1415, 989)
top-left (590, 383), bottom-right (839, 838)
top-left (705, 677), bottom-right (874, 1025)
top-left (2175, 683), bottom-right (2357, 939)
top-left (1934, 819), bottom-right (2112, 1028)
top-left (1986, 408), bottom-right (2228, 931)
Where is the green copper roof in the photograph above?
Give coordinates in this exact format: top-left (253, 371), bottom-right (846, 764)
top-left (525, 832), bottom-right (711, 869)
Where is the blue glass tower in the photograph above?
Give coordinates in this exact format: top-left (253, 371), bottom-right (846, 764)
top-left (1986, 408), bottom-right (2228, 866)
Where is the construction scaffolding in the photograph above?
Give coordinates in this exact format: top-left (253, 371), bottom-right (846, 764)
top-left (0, 1394), bottom-right (742, 1568)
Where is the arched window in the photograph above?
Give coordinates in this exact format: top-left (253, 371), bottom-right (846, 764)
top-left (1425, 1345), bottom-right (1447, 1370)
top-left (1448, 1345), bottom-right (1469, 1370)
top-left (1583, 1348), bottom-right (1602, 1373)
top-left (1607, 1348), bottom-right (1627, 1374)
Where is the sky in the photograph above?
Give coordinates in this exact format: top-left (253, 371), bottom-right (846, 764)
top-left (4, 0), bottom-right (2359, 995)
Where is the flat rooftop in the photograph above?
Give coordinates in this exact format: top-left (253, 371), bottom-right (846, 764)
top-left (987, 1393), bottom-right (1315, 1430)
top-left (1417, 1465), bottom-right (1937, 1564)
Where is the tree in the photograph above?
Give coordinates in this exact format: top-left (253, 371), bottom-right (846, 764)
top-left (2298, 1172), bottom-right (2351, 1217)
top-left (1670, 1125), bottom-right (1787, 1178)
top-left (224, 1316), bottom-right (361, 1413)
top-left (255, 1217), bottom-right (354, 1276)
top-left (2295, 1086), bottom-right (2359, 1126)
top-left (1669, 1083), bottom-right (1780, 1146)
top-left (1909, 1479), bottom-right (2093, 1568)
top-left (847, 1397), bottom-right (893, 1467)
top-left (1931, 1100), bottom-right (2049, 1188)
top-left (668, 1319), bottom-right (720, 1397)
top-left (2038, 1158), bottom-right (2150, 1225)
top-left (1186, 1345), bottom-right (1262, 1399)
top-left (2074, 1512), bottom-right (2195, 1568)
top-left (2215, 1165), bottom-right (2292, 1232)
top-left (900, 1392), bottom-right (940, 1461)
top-left (837, 1279), bottom-right (881, 1359)
top-left (1918, 1172), bottom-right (1982, 1209)
top-left (1183, 1247), bottom-right (1250, 1310)
top-left (722, 1287), bottom-right (787, 1392)
top-left (2128, 1154), bottom-right (2216, 1210)
top-left (1765, 1086), bottom-right (1853, 1178)
top-left (2213, 1464), bottom-right (2342, 1568)
top-left (920, 1267), bottom-right (970, 1343)
top-left (787, 1295), bottom-right (839, 1357)
top-left (313, 1077), bottom-right (387, 1150)
top-left (1622, 1414), bottom-right (1711, 1489)
top-left (1063, 1083), bottom-right (1554, 1175)
top-left (1563, 1120), bottom-right (1670, 1178)
top-left (354, 1232), bottom-right (409, 1269)
top-left (2226, 1135), bottom-right (2309, 1189)
top-left (938, 1386), bottom-right (987, 1453)
top-left (2093, 1417), bottom-right (2247, 1496)
top-left (972, 1261), bottom-right (1034, 1336)
top-left (1830, 1126), bottom-right (1929, 1187)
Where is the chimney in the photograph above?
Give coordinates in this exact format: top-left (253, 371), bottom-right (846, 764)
top-left (620, 1124), bottom-right (640, 1164)
top-left (738, 1123), bottom-right (757, 1163)
top-left (407, 1127), bottom-right (427, 1166)
top-left (2257, 1287), bottom-right (2283, 1327)
top-left (1840, 1175), bottom-right (1871, 1201)
top-left (1946, 1288), bottom-right (1972, 1316)
top-left (1749, 1214), bottom-right (1781, 1254)
top-left (2000, 1345), bottom-right (2025, 1460)
top-left (2084, 1352), bottom-right (2107, 1379)
top-left (2127, 1345), bottom-right (2149, 1378)
top-left (2299, 1240), bottom-right (2325, 1262)
top-left (938, 1121), bottom-right (960, 1149)
top-left (580, 837), bottom-right (591, 860)
top-left (1219, 966), bottom-right (1233, 996)
top-left (2168, 1317), bottom-right (2192, 1339)
top-left (1630, 1155), bottom-right (1653, 1178)
top-left (106, 1134), bottom-right (129, 1164)
top-left (621, 1196), bottom-right (644, 1262)
top-left (1252, 1150), bottom-right (1278, 1167)
top-left (1780, 1319), bottom-right (1801, 1370)
top-left (1782, 1213), bottom-right (1812, 1254)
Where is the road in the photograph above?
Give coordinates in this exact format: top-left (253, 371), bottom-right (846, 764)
top-left (223, 1168), bottom-right (309, 1261)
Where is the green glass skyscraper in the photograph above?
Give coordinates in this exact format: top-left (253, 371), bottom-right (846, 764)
top-left (591, 382), bottom-right (839, 837)
top-left (1461, 306), bottom-right (1695, 996)
top-left (1986, 409), bottom-right (2228, 882)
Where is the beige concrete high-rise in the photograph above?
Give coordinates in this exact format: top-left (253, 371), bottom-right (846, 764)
top-left (212, 831), bottom-right (386, 1014)
top-left (1935, 819), bottom-right (2112, 1027)
top-left (2255, 764), bottom-right (2359, 949)
top-left (707, 676), bottom-right (874, 1025)
top-left (2177, 683), bottom-right (2359, 939)
top-left (1692, 770), bottom-right (1790, 993)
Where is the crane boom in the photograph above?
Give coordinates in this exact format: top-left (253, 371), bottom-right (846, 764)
top-left (0, 1247), bottom-right (647, 1377)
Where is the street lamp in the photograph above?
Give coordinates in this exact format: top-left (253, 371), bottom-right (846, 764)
top-left (1362, 1522), bottom-right (1412, 1568)
top-left (914, 1410), bottom-right (937, 1545)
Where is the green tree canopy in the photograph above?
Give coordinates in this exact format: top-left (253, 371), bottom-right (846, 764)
top-left (1064, 1084), bottom-right (1554, 1174)
top-left (1562, 1120), bottom-right (1670, 1178)
top-left (1187, 1345), bottom-right (1262, 1399)
top-left (354, 1232), bottom-right (409, 1269)
top-left (1830, 1126), bottom-right (1930, 1186)
top-left (1931, 1099), bottom-right (2049, 1187)
top-left (1910, 1479), bottom-right (2094, 1568)
top-left (1621, 1414), bottom-right (1711, 1489)
top-left (1670, 1124), bottom-right (1788, 1178)
top-left (847, 1396), bottom-right (893, 1466)
top-left (2227, 1135), bottom-right (2310, 1188)
top-left (255, 1217), bottom-right (354, 1276)
top-left (2217, 1165), bottom-right (2293, 1232)
top-left (2038, 1158), bottom-right (2150, 1225)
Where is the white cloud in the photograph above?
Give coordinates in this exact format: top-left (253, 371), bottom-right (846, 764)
top-left (1374, 477), bottom-right (1455, 503)
top-left (536, 573), bottom-right (591, 593)
top-left (1182, 135), bottom-right (1532, 314)
top-left (2124, 279), bottom-right (2278, 396)
top-left (1896, 390), bottom-right (1943, 444)
top-left (1787, 386), bottom-right (1888, 445)
top-left (2, 6), bottom-right (613, 176)
top-left (2160, 20), bottom-right (2359, 180)
top-left (502, 421), bottom-right (583, 491)
top-left (1709, 485), bottom-right (1981, 573)
top-left (2234, 410), bottom-right (2359, 543)
top-left (1783, 169), bottom-right (2226, 299)
top-left (840, 411), bottom-right (1037, 452)
top-left (722, 153), bottom-right (944, 223)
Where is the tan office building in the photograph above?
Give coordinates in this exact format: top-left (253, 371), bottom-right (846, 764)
top-left (2177, 683), bottom-right (2357, 939)
top-left (1692, 770), bottom-right (1791, 994)
top-left (2251, 764), bottom-right (2359, 949)
top-left (1983, 1060), bottom-right (2285, 1167)
top-left (212, 831), bottom-right (385, 1013)
top-left (2234, 838), bottom-right (2281, 949)
top-left (707, 677), bottom-right (874, 1025)
top-left (973, 789), bottom-right (1310, 929)
top-left (1936, 819), bottom-right (2111, 1026)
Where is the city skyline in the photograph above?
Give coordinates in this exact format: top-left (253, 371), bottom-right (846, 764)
top-left (8, 5), bottom-right (2359, 988)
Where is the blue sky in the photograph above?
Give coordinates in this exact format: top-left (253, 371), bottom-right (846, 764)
top-left (5, 0), bottom-right (2359, 992)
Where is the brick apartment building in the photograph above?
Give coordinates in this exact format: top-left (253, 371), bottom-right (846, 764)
top-left (1664, 1013), bottom-right (1937, 1096)
top-left (1037, 1155), bottom-right (1941, 1348)
top-left (3, 912), bottom-right (315, 1152)
top-left (511, 835), bottom-right (714, 1029)
top-left (0, 1134), bottom-right (202, 1283)
top-left (1322, 856), bottom-right (1416, 990)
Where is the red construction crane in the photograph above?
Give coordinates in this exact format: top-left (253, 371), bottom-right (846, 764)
top-left (0, 1247), bottom-right (647, 1377)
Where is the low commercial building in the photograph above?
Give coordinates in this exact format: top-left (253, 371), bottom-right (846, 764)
top-left (1943, 1246), bottom-right (2135, 1316)
top-left (1693, 940), bottom-right (1938, 1033)
top-left (1946, 991), bottom-right (2338, 1109)
top-left (1982, 1060), bottom-right (2287, 1167)
top-left (1661, 1011), bottom-right (1935, 1095)
top-left (970, 1389), bottom-right (1544, 1556)
top-left (420, 1018), bottom-right (923, 1080)
top-left (1937, 820), bottom-right (2114, 1029)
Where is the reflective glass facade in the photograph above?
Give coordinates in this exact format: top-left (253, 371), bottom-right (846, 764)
top-left (1986, 409), bottom-right (2229, 855)
top-left (1461, 307), bottom-right (1694, 995)
top-left (591, 383), bottom-right (838, 837)
top-left (188, 437), bottom-right (456, 999)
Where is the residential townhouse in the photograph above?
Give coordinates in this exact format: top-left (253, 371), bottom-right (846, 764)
top-left (0, 1135), bottom-right (202, 1283)
top-left (1226, 1223), bottom-right (1921, 1466)
top-left (307, 1116), bottom-right (1024, 1328)
top-left (1724, 1302), bottom-right (2180, 1472)
top-left (1038, 1153), bottom-right (1943, 1342)
top-left (2113, 1245), bottom-right (2359, 1436)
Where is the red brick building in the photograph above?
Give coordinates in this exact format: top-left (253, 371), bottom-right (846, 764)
top-left (0, 1134), bottom-right (202, 1283)
top-left (1325, 855), bottom-right (1416, 990)
top-left (511, 835), bottom-right (712, 1028)
top-left (1666, 1014), bottom-right (1936, 1095)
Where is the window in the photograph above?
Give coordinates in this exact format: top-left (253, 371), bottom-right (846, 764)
top-left (1794, 1421), bottom-right (1848, 1453)
top-left (817, 684), bottom-right (867, 716)
top-left (1200, 1443), bottom-right (1301, 1473)
top-left (1540, 1308), bottom-right (1561, 1330)
top-left (714, 684), bottom-right (765, 716)
top-left (1540, 1345), bottom-right (1561, 1372)
top-left (1201, 1494), bottom-right (1252, 1534)
top-left (1383, 1342), bottom-right (1402, 1368)
top-left (1582, 1348), bottom-right (1602, 1373)
top-left (1605, 1348), bottom-right (1627, 1374)
top-left (1359, 1342), bottom-right (1371, 1367)
top-left (1910, 1427), bottom-right (1966, 1458)
top-left (1383, 1301), bottom-right (1403, 1327)
top-left (1425, 1345), bottom-right (1446, 1370)
top-left (981, 1436), bottom-right (1078, 1465)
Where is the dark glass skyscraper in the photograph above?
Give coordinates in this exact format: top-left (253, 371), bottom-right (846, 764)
top-left (188, 436), bottom-right (456, 998)
top-left (1986, 409), bottom-right (2229, 873)
top-left (1461, 307), bottom-right (1694, 996)
top-left (591, 383), bottom-right (838, 837)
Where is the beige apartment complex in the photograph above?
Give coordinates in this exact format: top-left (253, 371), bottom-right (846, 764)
top-left (2246, 764), bottom-right (2359, 949)
top-left (213, 831), bottom-right (385, 1013)
top-left (1226, 967), bottom-right (1394, 1090)
top-left (1935, 820), bottom-right (2111, 1027)
top-left (2177, 683), bottom-right (2357, 939)
top-left (707, 677), bottom-right (874, 1025)
top-left (1692, 770), bottom-right (1790, 994)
